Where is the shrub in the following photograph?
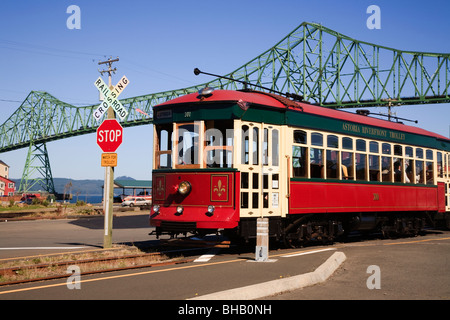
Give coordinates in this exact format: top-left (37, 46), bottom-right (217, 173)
top-left (76, 200), bottom-right (86, 206)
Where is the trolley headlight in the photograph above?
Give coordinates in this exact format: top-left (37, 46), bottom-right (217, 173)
top-left (178, 181), bottom-right (191, 195)
top-left (176, 206), bottom-right (184, 214)
top-left (152, 205), bottom-right (160, 213)
top-left (206, 205), bottom-right (215, 217)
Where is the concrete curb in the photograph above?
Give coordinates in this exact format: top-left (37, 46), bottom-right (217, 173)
top-left (189, 251), bottom-right (346, 300)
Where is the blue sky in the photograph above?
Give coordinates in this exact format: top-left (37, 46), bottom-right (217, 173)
top-left (0, 0), bottom-right (449, 182)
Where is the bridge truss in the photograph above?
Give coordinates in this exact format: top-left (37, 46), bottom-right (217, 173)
top-left (1, 22), bottom-right (449, 193)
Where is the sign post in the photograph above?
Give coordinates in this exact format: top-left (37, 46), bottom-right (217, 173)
top-left (96, 119), bottom-right (123, 246)
top-left (96, 118), bottom-right (123, 249)
top-left (95, 57), bottom-right (128, 248)
top-left (103, 155), bottom-right (114, 248)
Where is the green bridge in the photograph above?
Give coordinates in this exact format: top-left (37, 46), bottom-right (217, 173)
top-left (1, 22), bottom-right (449, 193)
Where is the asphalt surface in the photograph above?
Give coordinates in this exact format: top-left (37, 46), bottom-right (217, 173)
top-left (263, 233), bottom-right (450, 300)
top-left (0, 214), bottom-right (449, 301)
top-left (0, 245), bottom-right (338, 300)
top-left (0, 212), bottom-right (152, 259)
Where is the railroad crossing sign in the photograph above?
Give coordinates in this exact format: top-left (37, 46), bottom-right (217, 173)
top-left (94, 76), bottom-right (129, 121)
top-left (96, 119), bottom-right (123, 153)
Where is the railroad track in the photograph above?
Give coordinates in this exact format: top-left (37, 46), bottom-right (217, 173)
top-left (159, 238), bottom-right (231, 248)
top-left (0, 249), bottom-right (192, 286)
top-left (0, 238), bottom-right (231, 287)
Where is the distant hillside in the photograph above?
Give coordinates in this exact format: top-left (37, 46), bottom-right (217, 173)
top-left (11, 176), bottom-right (136, 195)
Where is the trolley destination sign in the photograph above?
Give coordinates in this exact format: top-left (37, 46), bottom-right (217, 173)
top-left (93, 76), bottom-right (129, 121)
top-left (342, 122), bottom-right (406, 141)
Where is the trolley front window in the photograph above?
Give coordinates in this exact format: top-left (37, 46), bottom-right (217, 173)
top-left (176, 123), bottom-right (200, 168)
top-left (154, 120), bottom-right (234, 170)
top-left (205, 120), bottom-right (234, 168)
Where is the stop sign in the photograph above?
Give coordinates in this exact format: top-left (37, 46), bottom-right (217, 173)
top-left (97, 119), bottom-right (123, 152)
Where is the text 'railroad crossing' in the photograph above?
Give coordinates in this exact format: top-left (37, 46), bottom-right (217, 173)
top-left (94, 76), bottom-right (129, 121)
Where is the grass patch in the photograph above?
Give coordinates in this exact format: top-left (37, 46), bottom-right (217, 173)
top-left (0, 202), bottom-right (102, 219)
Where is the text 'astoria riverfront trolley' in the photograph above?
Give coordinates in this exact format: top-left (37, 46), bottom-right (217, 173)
top-left (150, 87), bottom-right (450, 246)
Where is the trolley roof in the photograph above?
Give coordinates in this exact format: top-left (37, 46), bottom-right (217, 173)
top-left (154, 89), bottom-right (450, 150)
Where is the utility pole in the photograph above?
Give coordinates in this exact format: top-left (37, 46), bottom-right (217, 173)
top-left (98, 57), bottom-right (119, 85)
top-left (98, 56), bottom-right (119, 249)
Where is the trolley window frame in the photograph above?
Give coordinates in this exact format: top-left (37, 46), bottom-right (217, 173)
top-left (290, 126), bottom-right (442, 186)
top-left (153, 120), bottom-right (235, 170)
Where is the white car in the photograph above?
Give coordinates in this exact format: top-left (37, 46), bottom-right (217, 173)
top-left (121, 197), bottom-right (152, 207)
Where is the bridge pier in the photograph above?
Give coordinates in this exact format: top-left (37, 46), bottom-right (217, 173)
top-left (19, 142), bottom-right (55, 194)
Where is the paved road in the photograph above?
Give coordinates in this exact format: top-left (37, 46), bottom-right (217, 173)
top-left (0, 215), bottom-right (449, 301)
top-left (0, 213), bottom-right (153, 259)
top-left (264, 233), bottom-right (450, 300)
top-left (0, 244), bottom-right (336, 299)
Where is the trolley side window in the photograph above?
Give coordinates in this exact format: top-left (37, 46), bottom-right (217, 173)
top-left (293, 130), bottom-right (308, 178)
top-left (356, 139), bottom-right (367, 181)
top-left (416, 148), bottom-right (425, 184)
top-left (242, 125), bottom-right (250, 165)
top-left (289, 127), bottom-right (442, 186)
top-left (252, 127), bottom-right (259, 165)
top-left (272, 129), bottom-right (279, 166)
top-left (155, 124), bottom-right (173, 169)
top-left (293, 146), bottom-right (307, 177)
top-left (369, 141), bottom-right (380, 181)
top-left (393, 144), bottom-right (403, 183)
top-left (326, 135), bottom-right (339, 179)
top-left (426, 150), bottom-right (434, 185)
top-left (437, 152), bottom-right (443, 178)
top-left (240, 124), bottom-right (262, 166)
top-left (326, 150), bottom-right (339, 179)
top-left (381, 143), bottom-right (392, 182)
top-left (310, 133), bottom-right (324, 178)
top-left (342, 138), bottom-right (354, 180)
top-left (294, 130), bottom-right (307, 144)
top-left (369, 154), bottom-right (380, 181)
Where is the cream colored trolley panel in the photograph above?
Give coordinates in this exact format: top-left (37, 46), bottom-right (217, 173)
top-left (445, 153), bottom-right (450, 212)
top-left (444, 152), bottom-right (450, 212)
top-left (153, 125), bottom-right (157, 170)
top-left (236, 120), bottom-right (284, 218)
top-left (436, 151), bottom-right (450, 212)
top-left (447, 153), bottom-right (450, 212)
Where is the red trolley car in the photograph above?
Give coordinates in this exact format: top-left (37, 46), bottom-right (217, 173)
top-left (150, 87), bottom-right (450, 245)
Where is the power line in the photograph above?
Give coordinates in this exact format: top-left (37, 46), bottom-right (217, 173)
top-left (0, 38), bottom-right (110, 61)
top-left (0, 99), bottom-right (22, 103)
top-left (0, 38), bottom-right (108, 56)
top-left (121, 60), bottom-right (194, 85)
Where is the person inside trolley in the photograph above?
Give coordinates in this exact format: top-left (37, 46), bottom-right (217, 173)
top-left (394, 160), bottom-right (410, 183)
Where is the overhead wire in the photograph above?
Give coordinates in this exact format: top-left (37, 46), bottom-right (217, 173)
top-left (0, 38), bottom-right (109, 60)
top-left (0, 38), bottom-right (202, 108)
